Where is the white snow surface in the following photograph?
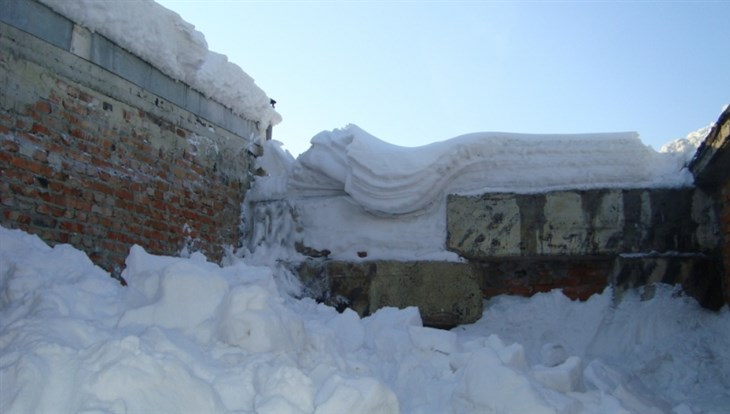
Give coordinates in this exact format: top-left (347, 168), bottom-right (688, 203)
top-left (253, 124), bottom-right (693, 216)
top-left (661, 124), bottom-right (713, 161)
top-left (38, 0), bottom-right (281, 132)
top-left (2, 226), bottom-right (729, 413)
top-left (247, 125), bottom-right (695, 261)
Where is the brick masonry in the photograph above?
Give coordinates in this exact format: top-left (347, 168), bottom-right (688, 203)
top-left (1, 15), bottom-right (260, 275)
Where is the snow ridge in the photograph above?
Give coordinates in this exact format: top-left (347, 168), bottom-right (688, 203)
top-left (286, 125), bottom-right (693, 215)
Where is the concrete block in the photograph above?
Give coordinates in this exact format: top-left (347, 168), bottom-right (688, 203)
top-left (448, 188), bottom-right (719, 260)
top-left (447, 194), bottom-right (522, 257)
top-left (589, 190), bottom-right (624, 252)
top-left (70, 24), bottom-right (92, 60)
top-left (147, 67), bottom-right (186, 106)
top-left (297, 260), bottom-right (483, 328)
top-left (0, 0), bottom-right (72, 50)
top-left (183, 88), bottom-right (203, 116)
top-left (114, 47), bottom-right (153, 90)
top-left (369, 261), bottom-right (483, 328)
top-left (540, 192), bottom-right (588, 254)
top-left (692, 189), bottom-right (720, 251)
top-left (89, 34), bottom-right (116, 74)
top-left (612, 255), bottom-right (724, 310)
top-left (199, 97), bottom-right (225, 129)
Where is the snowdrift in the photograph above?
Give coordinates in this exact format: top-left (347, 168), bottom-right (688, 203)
top-left (1, 226), bottom-right (729, 413)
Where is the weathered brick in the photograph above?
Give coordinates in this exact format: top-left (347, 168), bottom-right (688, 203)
top-left (2, 44), bottom-right (254, 274)
top-left (0, 141), bottom-right (19, 155)
top-left (59, 221), bottom-right (84, 233)
top-left (35, 101), bottom-right (52, 114)
top-left (30, 123), bottom-right (50, 136)
top-left (32, 149), bottom-right (48, 162)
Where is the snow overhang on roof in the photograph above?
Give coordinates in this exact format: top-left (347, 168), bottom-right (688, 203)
top-left (689, 106), bottom-right (730, 188)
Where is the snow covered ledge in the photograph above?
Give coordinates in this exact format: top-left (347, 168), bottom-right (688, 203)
top-left (247, 125), bottom-right (724, 325)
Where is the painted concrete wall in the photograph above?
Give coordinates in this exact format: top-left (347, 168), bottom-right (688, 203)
top-left (0, 1), bottom-right (260, 275)
top-left (447, 188), bottom-right (718, 259)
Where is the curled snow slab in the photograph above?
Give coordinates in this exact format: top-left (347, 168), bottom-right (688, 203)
top-left (285, 125), bottom-right (692, 215)
top-left (39, 0), bottom-right (280, 128)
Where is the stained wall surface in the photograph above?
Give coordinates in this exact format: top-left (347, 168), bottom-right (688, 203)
top-left (691, 106), bottom-right (730, 305)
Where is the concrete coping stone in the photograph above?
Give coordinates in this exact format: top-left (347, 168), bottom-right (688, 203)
top-left (0, 0), bottom-right (259, 140)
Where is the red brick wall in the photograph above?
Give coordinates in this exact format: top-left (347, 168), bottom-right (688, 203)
top-left (1, 77), bottom-right (253, 275)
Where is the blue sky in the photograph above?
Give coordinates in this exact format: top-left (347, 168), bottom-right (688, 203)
top-left (157, 0), bottom-right (729, 156)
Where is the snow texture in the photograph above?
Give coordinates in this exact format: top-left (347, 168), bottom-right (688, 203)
top-left (661, 124), bottom-right (713, 162)
top-left (254, 124), bottom-right (693, 216)
top-left (38, 0), bottom-right (281, 131)
top-left (247, 125), bottom-right (697, 261)
top-left (1, 226), bottom-right (729, 413)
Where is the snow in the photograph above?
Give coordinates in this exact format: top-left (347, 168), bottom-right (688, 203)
top-left (254, 124), bottom-right (693, 215)
top-left (38, 0), bottom-right (281, 133)
top-left (5, 3), bottom-right (726, 412)
top-left (660, 124), bottom-right (713, 161)
top-left (246, 124), bottom-right (696, 262)
top-left (2, 226), bottom-right (729, 413)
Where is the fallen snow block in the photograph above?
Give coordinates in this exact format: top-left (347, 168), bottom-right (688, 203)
top-left (87, 339), bottom-right (225, 413)
top-left (327, 308), bottom-right (365, 353)
top-left (481, 335), bottom-right (526, 370)
top-left (408, 326), bottom-right (458, 354)
top-left (453, 346), bottom-right (556, 414)
top-left (584, 360), bottom-right (668, 414)
top-left (541, 343), bottom-right (569, 367)
top-left (532, 356), bottom-right (583, 393)
top-left (254, 365), bottom-right (314, 414)
top-left (314, 375), bottom-right (399, 414)
top-left (498, 342), bottom-right (529, 371)
top-left (118, 259), bottom-right (228, 332)
top-left (216, 285), bottom-right (305, 353)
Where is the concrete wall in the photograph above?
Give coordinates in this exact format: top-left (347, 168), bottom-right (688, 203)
top-left (722, 180), bottom-right (730, 304)
top-left (298, 261), bottom-right (483, 329)
top-left (446, 187), bottom-right (722, 308)
top-left (447, 188), bottom-right (718, 259)
top-left (299, 187), bottom-right (724, 327)
top-left (690, 106), bottom-right (730, 305)
top-left (0, 1), bottom-right (260, 275)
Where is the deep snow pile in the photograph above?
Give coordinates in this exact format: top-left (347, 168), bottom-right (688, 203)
top-left (38, 0), bottom-right (281, 133)
top-left (2, 226), bottom-right (729, 413)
